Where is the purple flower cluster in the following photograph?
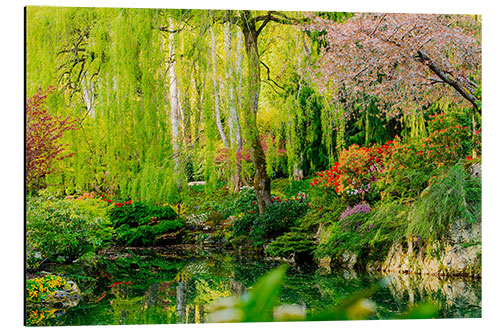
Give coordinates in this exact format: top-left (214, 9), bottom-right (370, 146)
top-left (339, 203), bottom-right (371, 220)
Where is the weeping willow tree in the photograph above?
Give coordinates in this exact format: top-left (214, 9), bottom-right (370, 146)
top-left (28, 6), bottom-right (369, 207)
top-left (26, 7), bottom-right (202, 203)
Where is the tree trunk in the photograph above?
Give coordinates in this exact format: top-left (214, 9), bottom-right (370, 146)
top-left (293, 155), bottom-right (304, 180)
top-left (210, 26), bottom-right (229, 148)
top-left (82, 77), bottom-right (95, 118)
top-left (240, 11), bottom-right (272, 213)
top-left (225, 22), bottom-right (244, 193)
top-left (167, 17), bottom-right (183, 188)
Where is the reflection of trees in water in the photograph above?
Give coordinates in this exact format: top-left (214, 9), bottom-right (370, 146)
top-left (384, 273), bottom-right (481, 318)
top-left (173, 255), bottom-right (481, 322)
top-left (173, 256), bottom-right (235, 323)
top-left (176, 280), bottom-right (187, 322)
top-left (46, 249), bottom-right (481, 325)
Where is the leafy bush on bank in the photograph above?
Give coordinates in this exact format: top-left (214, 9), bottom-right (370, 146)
top-left (26, 194), bottom-right (114, 267)
top-left (232, 198), bottom-right (309, 246)
top-left (109, 202), bottom-right (183, 246)
top-left (264, 229), bottom-right (316, 259)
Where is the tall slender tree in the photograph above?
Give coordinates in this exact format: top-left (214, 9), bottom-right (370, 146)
top-left (210, 25), bottom-right (229, 148)
top-left (215, 10), bottom-right (307, 212)
top-left (166, 16), bottom-right (183, 188)
top-left (224, 19), bottom-right (244, 192)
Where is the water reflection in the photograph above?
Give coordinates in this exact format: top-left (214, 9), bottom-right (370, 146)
top-left (39, 247), bottom-right (481, 326)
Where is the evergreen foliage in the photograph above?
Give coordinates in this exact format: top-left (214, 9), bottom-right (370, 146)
top-left (264, 229), bottom-right (316, 259)
top-left (232, 199), bottom-right (309, 246)
top-left (109, 202), bottom-right (182, 246)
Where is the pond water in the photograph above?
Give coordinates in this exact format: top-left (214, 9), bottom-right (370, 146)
top-left (29, 246), bottom-right (481, 326)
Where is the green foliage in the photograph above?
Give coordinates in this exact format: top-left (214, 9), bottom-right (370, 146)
top-left (206, 211), bottom-right (225, 227)
top-left (315, 212), bottom-right (371, 260)
top-left (281, 76), bottom-right (329, 177)
top-left (26, 7), bottom-right (179, 203)
top-left (271, 178), bottom-right (313, 199)
top-left (114, 220), bottom-right (184, 246)
top-left (379, 139), bottom-right (434, 200)
top-left (408, 164), bottom-right (481, 240)
top-left (309, 193), bottom-right (347, 220)
top-left (26, 195), bottom-right (114, 266)
top-left (108, 201), bottom-right (183, 246)
top-left (229, 187), bottom-right (257, 215)
top-left (316, 200), bottom-right (409, 261)
top-left (364, 200), bottom-right (408, 243)
top-left (344, 97), bottom-right (393, 148)
top-left (232, 199), bottom-right (309, 246)
top-left (109, 202), bottom-right (178, 228)
top-left (264, 230), bottom-right (316, 259)
top-left (423, 112), bottom-right (478, 166)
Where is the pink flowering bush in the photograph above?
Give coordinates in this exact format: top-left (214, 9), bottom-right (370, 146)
top-left (339, 203), bottom-right (372, 220)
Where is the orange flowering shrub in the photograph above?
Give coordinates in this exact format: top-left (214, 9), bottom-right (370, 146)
top-left (311, 112), bottom-right (480, 201)
top-left (311, 142), bottom-right (394, 201)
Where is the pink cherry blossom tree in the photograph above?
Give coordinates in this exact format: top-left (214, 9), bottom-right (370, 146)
top-left (307, 13), bottom-right (481, 117)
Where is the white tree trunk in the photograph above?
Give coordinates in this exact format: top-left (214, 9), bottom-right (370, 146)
top-left (82, 78), bottom-right (95, 118)
top-left (210, 26), bottom-right (229, 148)
top-left (236, 29), bottom-right (244, 121)
top-left (168, 17), bottom-right (182, 187)
top-left (224, 23), bottom-right (245, 192)
top-left (225, 23), bottom-right (243, 150)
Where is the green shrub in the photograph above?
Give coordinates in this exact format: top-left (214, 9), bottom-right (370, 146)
top-left (232, 213), bottom-right (256, 237)
top-left (365, 200), bottom-right (408, 243)
top-left (206, 211), bottom-right (225, 227)
top-left (115, 219), bottom-right (184, 246)
top-left (378, 140), bottom-right (434, 200)
top-left (271, 178), bottom-right (314, 199)
top-left (423, 112), bottom-right (477, 167)
top-left (26, 196), bottom-right (114, 266)
top-left (109, 201), bottom-right (183, 246)
top-left (264, 230), bottom-right (316, 259)
top-left (232, 199), bottom-right (309, 246)
top-left (315, 212), bottom-right (372, 259)
top-left (407, 163), bottom-right (481, 241)
top-left (230, 187), bottom-right (258, 215)
top-left (109, 201), bottom-right (177, 228)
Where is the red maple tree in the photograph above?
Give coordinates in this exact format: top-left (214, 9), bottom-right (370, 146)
top-left (26, 87), bottom-right (77, 192)
top-left (307, 13), bottom-right (481, 117)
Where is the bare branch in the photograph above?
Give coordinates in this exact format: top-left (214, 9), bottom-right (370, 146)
top-left (260, 60), bottom-right (286, 91)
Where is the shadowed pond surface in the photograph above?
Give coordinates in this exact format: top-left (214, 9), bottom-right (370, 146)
top-left (27, 246), bottom-right (481, 326)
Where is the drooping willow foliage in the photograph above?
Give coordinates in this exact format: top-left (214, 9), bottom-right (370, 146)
top-left (28, 7), bottom-right (178, 202)
top-left (27, 7), bottom-right (473, 204)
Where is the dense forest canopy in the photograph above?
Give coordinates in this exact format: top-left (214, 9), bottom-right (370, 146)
top-left (26, 7), bottom-right (481, 208)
